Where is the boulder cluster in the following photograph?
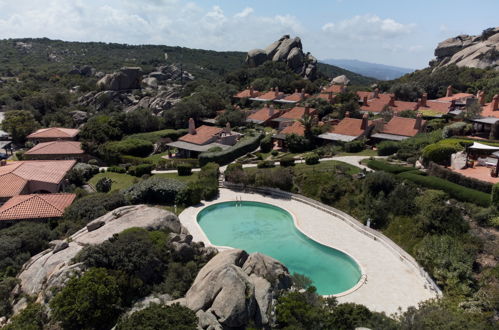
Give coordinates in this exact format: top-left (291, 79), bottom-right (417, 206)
top-left (431, 27), bottom-right (499, 70)
top-left (246, 35), bottom-right (318, 80)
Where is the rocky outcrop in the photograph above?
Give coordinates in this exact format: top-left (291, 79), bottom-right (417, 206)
top-left (332, 75), bottom-right (350, 86)
top-left (431, 27), bottom-right (499, 70)
top-left (178, 249), bottom-right (292, 329)
top-left (14, 205), bottom-right (182, 306)
top-left (246, 35), bottom-right (318, 80)
top-left (68, 65), bottom-right (96, 77)
top-left (97, 67), bottom-right (143, 91)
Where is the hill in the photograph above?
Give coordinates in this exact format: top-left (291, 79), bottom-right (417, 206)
top-left (321, 59), bottom-right (413, 80)
top-left (0, 38), bottom-right (375, 85)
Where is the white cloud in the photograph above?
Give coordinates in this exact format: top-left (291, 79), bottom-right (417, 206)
top-left (322, 14), bottom-right (414, 40)
top-left (234, 7), bottom-right (253, 19)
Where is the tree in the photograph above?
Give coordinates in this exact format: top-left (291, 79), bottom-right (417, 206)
top-left (296, 114), bottom-right (315, 140)
top-left (390, 82), bottom-right (423, 101)
top-left (96, 177), bottom-right (113, 193)
top-left (116, 303), bottom-right (198, 330)
top-left (50, 268), bottom-right (122, 330)
top-left (1, 110), bottom-right (39, 144)
top-left (285, 134), bottom-right (313, 153)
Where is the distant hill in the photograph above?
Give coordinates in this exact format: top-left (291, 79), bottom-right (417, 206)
top-left (0, 38), bottom-right (375, 85)
top-left (321, 59), bottom-right (414, 80)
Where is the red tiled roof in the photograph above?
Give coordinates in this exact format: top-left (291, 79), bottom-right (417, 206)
top-left (255, 90), bottom-right (284, 101)
top-left (323, 85), bottom-right (345, 94)
top-left (0, 193), bottom-right (76, 221)
top-left (277, 107), bottom-right (317, 120)
top-left (25, 141), bottom-right (84, 155)
top-left (380, 117), bottom-right (426, 137)
top-left (330, 117), bottom-right (372, 137)
top-left (392, 100), bottom-right (418, 113)
top-left (418, 100), bottom-right (453, 114)
top-left (247, 106), bottom-right (281, 123)
top-left (234, 89), bottom-right (261, 99)
top-left (0, 160), bottom-right (76, 197)
top-left (280, 121), bottom-right (305, 136)
top-left (281, 92), bottom-right (309, 102)
top-left (316, 93), bottom-right (336, 103)
top-left (361, 98), bottom-right (389, 113)
top-left (27, 127), bottom-right (79, 139)
top-left (481, 96), bottom-right (499, 118)
top-left (178, 125), bottom-right (223, 145)
top-left (436, 93), bottom-right (474, 102)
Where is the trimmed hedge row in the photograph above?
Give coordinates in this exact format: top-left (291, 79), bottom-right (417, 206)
top-left (398, 171), bottom-right (491, 207)
top-left (427, 162), bottom-right (493, 194)
top-left (366, 160), bottom-right (416, 174)
top-left (199, 132), bottom-right (263, 166)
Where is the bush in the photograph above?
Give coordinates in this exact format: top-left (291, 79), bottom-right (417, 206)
top-left (280, 156), bottom-right (295, 167)
top-left (99, 138), bottom-right (154, 163)
top-left (108, 165), bottom-right (126, 173)
top-left (366, 160), bottom-right (415, 174)
top-left (285, 134), bottom-right (313, 153)
top-left (3, 303), bottom-right (47, 330)
top-left (254, 168), bottom-right (294, 191)
top-left (428, 162), bottom-right (492, 193)
top-left (120, 155), bottom-right (153, 166)
top-left (421, 142), bottom-right (463, 166)
top-left (199, 132), bottom-right (263, 166)
top-left (116, 303), bottom-right (198, 330)
top-left (398, 171), bottom-right (491, 207)
top-left (344, 139), bottom-right (365, 153)
top-left (492, 183), bottom-right (499, 206)
top-left (442, 121), bottom-right (469, 138)
top-left (50, 268), bottom-right (122, 330)
top-left (377, 141), bottom-right (400, 156)
top-left (123, 177), bottom-right (186, 205)
top-left (271, 150), bottom-right (279, 156)
top-left (177, 163), bottom-right (193, 176)
top-left (128, 164), bottom-right (154, 177)
top-left (176, 182), bottom-right (203, 206)
top-left (304, 152), bottom-right (319, 165)
top-left (67, 163), bottom-right (100, 186)
top-left (96, 177), bottom-right (112, 193)
top-left (197, 163), bottom-right (219, 200)
top-left (257, 160), bottom-right (275, 168)
top-left (260, 135), bottom-right (273, 153)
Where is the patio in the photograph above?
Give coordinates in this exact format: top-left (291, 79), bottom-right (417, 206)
top-left (451, 166), bottom-right (499, 184)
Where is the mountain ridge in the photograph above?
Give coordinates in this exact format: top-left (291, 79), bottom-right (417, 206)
top-left (321, 58), bottom-right (414, 80)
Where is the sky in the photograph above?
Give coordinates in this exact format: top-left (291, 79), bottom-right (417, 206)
top-left (0, 0), bottom-right (497, 69)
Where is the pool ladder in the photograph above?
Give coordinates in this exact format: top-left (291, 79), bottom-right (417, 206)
top-left (235, 196), bottom-right (242, 206)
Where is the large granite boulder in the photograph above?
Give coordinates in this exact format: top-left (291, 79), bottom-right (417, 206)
top-left (332, 74), bottom-right (350, 86)
top-left (246, 49), bottom-right (268, 67)
top-left (97, 66), bottom-right (143, 91)
top-left (15, 205), bottom-right (182, 304)
top-left (180, 249), bottom-right (292, 329)
top-left (432, 27), bottom-right (499, 70)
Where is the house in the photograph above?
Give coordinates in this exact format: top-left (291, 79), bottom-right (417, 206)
top-left (246, 105), bottom-right (282, 126)
top-left (416, 93), bottom-right (455, 117)
top-left (234, 87), bottom-right (261, 99)
top-left (27, 127), bottom-right (79, 143)
top-left (359, 89), bottom-right (396, 114)
top-left (318, 114), bottom-right (373, 143)
top-left (436, 85), bottom-right (475, 105)
top-left (371, 115), bottom-right (426, 141)
top-left (472, 94), bottom-right (499, 137)
top-left (273, 121), bottom-right (306, 149)
top-left (249, 88), bottom-right (285, 102)
top-left (166, 119), bottom-right (240, 158)
top-left (0, 193), bottom-right (76, 222)
top-left (271, 106), bottom-right (317, 129)
top-left (316, 92), bottom-right (336, 104)
top-left (0, 160), bottom-right (76, 202)
top-left (274, 89), bottom-right (309, 105)
top-left (24, 141), bottom-right (88, 161)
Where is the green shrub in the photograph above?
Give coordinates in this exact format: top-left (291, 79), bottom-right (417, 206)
top-left (421, 142), bottom-right (463, 166)
top-left (126, 129), bottom-right (188, 143)
top-left (108, 166), bottom-right (126, 173)
top-left (280, 156), bottom-right (295, 167)
top-left (199, 132), bottom-right (263, 166)
top-left (197, 163), bottom-right (219, 200)
top-left (123, 177), bottom-right (186, 205)
top-left (177, 163), bottom-right (193, 176)
top-left (260, 135), bottom-right (273, 153)
top-left (88, 159), bottom-right (99, 166)
top-left (96, 177), bottom-right (112, 193)
top-left (176, 182), bottom-right (203, 206)
top-left (398, 171), bottom-right (490, 206)
top-left (4, 303), bottom-right (47, 330)
top-left (254, 168), bottom-right (294, 191)
top-left (271, 150), bottom-right (279, 156)
top-left (120, 155), bottom-right (153, 166)
top-left (67, 163), bottom-right (100, 186)
top-left (304, 152), bottom-right (319, 165)
top-left (377, 141), bottom-right (400, 156)
top-left (492, 183), bottom-right (499, 206)
top-left (128, 164), bottom-right (154, 177)
top-left (344, 139), bottom-right (365, 153)
top-left (285, 134), bottom-right (313, 153)
top-left (100, 139), bottom-right (154, 163)
top-left (428, 162), bottom-right (492, 193)
top-left (442, 121), bottom-right (469, 138)
top-left (366, 160), bottom-right (415, 174)
top-left (257, 160), bottom-right (275, 168)
top-left (116, 303), bottom-right (198, 330)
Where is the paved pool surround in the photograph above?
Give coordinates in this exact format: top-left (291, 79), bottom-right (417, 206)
top-left (179, 189), bottom-right (438, 315)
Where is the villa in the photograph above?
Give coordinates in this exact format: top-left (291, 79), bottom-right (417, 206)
top-left (167, 118), bottom-right (240, 158)
top-left (436, 85), bottom-right (475, 105)
top-left (318, 113), bottom-right (373, 142)
top-left (274, 89), bottom-right (309, 104)
top-left (271, 106), bottom-right (317, 129)
top-left (233, 87), bottom-right (261, 100)
top-left (0, 193), bottom-right (76, 222)
top-left (249, 88), bottom-right (285, 102)
top-left (371, 115), bottom-right (426, 141)
top-left (27, 127), bottom-right (80, 143)
top-left (472, 94), bottom-right (499, 137)
top-left (246, 105), bottom-right (282, 126)
top-left (24, 141), bottom-right (88, 161)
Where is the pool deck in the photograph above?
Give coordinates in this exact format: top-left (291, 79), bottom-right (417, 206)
top-left (179, 188), bottom-right (438, 316)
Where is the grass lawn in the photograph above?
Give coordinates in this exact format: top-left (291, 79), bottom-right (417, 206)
top-left (89, 171), bottom-right (199, 191)
top-left (154, 172), bottom-right (199, 183)
top-left (336, 149), bottom-right (377, 157)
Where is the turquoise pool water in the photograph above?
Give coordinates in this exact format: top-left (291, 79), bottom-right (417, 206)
top-left (197, 201), bottom-right (362, 295)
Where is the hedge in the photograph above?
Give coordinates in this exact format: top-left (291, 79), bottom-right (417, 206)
top-left (199, 132), bottom-right (263, 166)
top-left (427, 162), bottom-right (492, 193)
top-left (421, 141), bottom-right (463, 166)
top-left (156, 158), bottom-right (198, 170)
top-left (259, 135), bottom-right (273, 153)
top-left (257, 160), bottom-right (275, 168)
top-left (177, 163), bottom-right (192, 176)
top-left (366, 160), bottom-right (415, 174)
top-left (492, 183), bottom-right (499, 206)
top-left (126, 129), bottom-right (188, 143)
top-left (304, 152), bottom-right (320, 165)
top-left (123, 177), bottom-right (186, 205)
top-left (280, 157), bottom-right (295, 167)
top-left (100, 139), bottom-right (154, 163)
top-left (128, 164), bottom-right (154, 177)
top-left (377, 141), bottom-right (400, 156)
top-left (398, 171), bottom-right (491, 207)
top-left (344, 139), bottom-right (365, 153)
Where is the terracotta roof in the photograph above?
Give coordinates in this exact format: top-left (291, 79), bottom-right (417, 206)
top-left (361, 97), bottom-right (389, 113)
top-left (0, 194), bottom-right (76, 221)
top-left (323, 85), bottom-right (345, 94)
top-left (330, 117), bottom-right (372, 137)
top-left (277, 107), bottom-right (317, 120)
top-left (234, 89), bottom-right (261, 99)
top-left (0, 160), bottom-right (76, 197)
top-left (392, 100), bottom-right (418, 113)
top-left (418, 100), bottom-right (453, 114)
top-left (27, 127), bottom-right (79, 139)
top-left (253, 90), bottom-right (284, 101)
top-left (436, 93), bottom-right (474, 102)
top-left (280, 122), bottom-right (305, 136)
top-left (379, 117), bottom-right (426, 137)
top-left (25, 141), bottom-right (84, 155)
top-left (247, 106), bottom-right (281, 123)
top-left (316, 93), bottom-right (336, 103)
top-left (481, 96), bottom-right (499, 118)
top-left (280, 92), bottom-right (309, 102)
top-left (178, 125), bottom-right (223, 145)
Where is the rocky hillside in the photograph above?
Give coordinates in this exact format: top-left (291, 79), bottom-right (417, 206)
top-left (430, 27), bottom-right (499, 70)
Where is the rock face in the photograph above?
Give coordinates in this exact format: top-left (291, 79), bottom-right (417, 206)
top-left (181, 249), bottom-right (292, 329)
top-left (97, 66), bottom-right (143, 91)
top-left (15, 205), bottom-right (182, 305)
top-left (432, 27), bottom-right (499, 70)
top-left (332, 74), bottom-right (350, 86)
top-left (246, 35), bottom-right (318, 80)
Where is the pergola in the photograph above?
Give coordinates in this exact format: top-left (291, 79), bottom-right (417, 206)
top-left (467, 142), bottom-right (499, 177)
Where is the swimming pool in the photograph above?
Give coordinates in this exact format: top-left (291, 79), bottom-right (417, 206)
top-left (197, 201), bottom-right (362, 295)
